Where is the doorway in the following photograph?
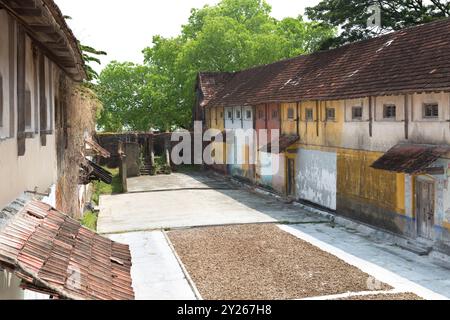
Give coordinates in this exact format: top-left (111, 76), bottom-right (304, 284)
top-left (415, 177), bottom-right (435, 240)
top-left (287, 158), bottom-right (296, 197)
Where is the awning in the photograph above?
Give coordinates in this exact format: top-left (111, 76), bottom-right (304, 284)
top-left (371, 143), bottom-right (450, 174)
top-left (85, 137), bottom-right (111, 158)
top-left (80, 160), bottom-right (113, 185)
top-left (0, 201), bottom-right (134, 300)
top-left (260, 135), bottom-right (300, 154)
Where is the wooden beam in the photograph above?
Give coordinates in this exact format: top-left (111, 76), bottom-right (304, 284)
top-left (14, 7), bottom-right (42, 16)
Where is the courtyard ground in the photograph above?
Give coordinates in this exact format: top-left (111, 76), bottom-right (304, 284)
top-left (99, 170), bottom-right (450, 300)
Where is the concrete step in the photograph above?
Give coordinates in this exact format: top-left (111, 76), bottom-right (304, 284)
top-left (398, 240), bottom-right (433, 256)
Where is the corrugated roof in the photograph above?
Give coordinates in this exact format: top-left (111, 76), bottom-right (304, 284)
top-left (200, 18), bottom-right (450, 108)
top-left (0, 201), bottom-right (134, 300)
top-left (85, 137), bottom-right (111, 158)
top-left (260, 135), bottom-right (300, 154)
top-left (371, 144), bottom-right (450, 174)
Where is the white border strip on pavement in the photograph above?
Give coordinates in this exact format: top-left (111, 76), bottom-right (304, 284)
top-left (299, 289), bottom-right (405, 301)
top-left (278, 225), bottom-right (448, 301)
top-left (162, 230), bottom-right (204, 300)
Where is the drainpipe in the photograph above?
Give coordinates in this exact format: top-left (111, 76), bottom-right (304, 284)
top-left (369, 96), bottom-right (373, 137)
top-left (404, 94), bottom-right (409, 140)
top-left (316, 101), bottom-right (320, 137)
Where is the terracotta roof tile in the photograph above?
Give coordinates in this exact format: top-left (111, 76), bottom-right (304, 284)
top-left (371, 143), bottom-right (450, 174)
top-left (0, 201), bottom-right (134, 300)
top-left (201, 18), bottom-right (450, 108)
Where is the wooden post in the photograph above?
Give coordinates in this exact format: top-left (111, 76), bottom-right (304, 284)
top-left (149, 134), bottom-right (155, 168)
top-left (369, 96), bottom-right (373, 137)
top-left (404, 94), bottom-right (409, 140)
top-left (118, 141), bottom-right (128, 193)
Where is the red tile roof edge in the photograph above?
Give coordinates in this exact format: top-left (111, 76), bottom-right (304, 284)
top-left (198, 18), bottom-right (450, 108)
top-left (0, 200), bottom-right (135, 300)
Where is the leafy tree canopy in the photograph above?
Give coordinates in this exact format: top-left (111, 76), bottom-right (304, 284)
top-left (306, 0), bottom-right (450, 48)
top-left (97, 0), bottom-right (336, 132)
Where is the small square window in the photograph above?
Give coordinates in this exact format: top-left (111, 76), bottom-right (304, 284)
top-left (423, 103), bottom-right (439, 118)
top-left (352, 106), bottom-right (363, 120)
top-left (306, 108), bottom-right (314, 121)
top-left (272, 110), bottom-right (278, 119)
top-left (236, 110), bottom-right (242, 119)
top-left (383, 104), bottom-right (396, 119)
top-left (258, 110), bottom-right (264, 119)
top-left (326, 108), bottom-right (335, 121)
top-left (287, 108), bottom-right (295, 120)
top-left (246, 110), bottom-right (252, 120)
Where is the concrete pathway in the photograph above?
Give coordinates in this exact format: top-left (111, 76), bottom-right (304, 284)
top-left (98, 172), bottom-right (324, 234)
top-left (282, 223), bottom-right (450, 298)
top-left (98, 170), bottom-right (450, 300)
top-left (108, 231), bottom-right (196, 300)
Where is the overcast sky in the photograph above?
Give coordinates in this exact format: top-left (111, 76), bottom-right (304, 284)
top-left (54, 0), bottom-right (320, 71)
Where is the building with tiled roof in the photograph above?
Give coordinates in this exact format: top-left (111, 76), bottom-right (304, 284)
top-left (196, 18), bottom-right (450, 255)
top-left (0, 0), bottom-right (134, 299)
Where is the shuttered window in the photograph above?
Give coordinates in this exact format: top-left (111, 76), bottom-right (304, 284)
top-left (39, 53), bottom-right (47, 146)
top-left (17, 26), bottom-right (26, 156)
top-left (25, 90), bottom-right (31, 129)
top-left (306, 108), bottom-right (314, 121)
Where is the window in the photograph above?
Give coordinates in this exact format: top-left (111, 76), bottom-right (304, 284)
top-left (306, 108), bottom-right (314, 121)
top-left (423, 103), bottom-right (439, 118)
top-left (246, 110), bottom-right (252, 120)
top-left (258, 110), bottom-right (264, 119)
top-left (235, 109), bottom-right (241, 119)
top-left (220, 112), bottom-right (223, 119)
top-left (383, 104), bottom-right (396, 119)
top-left (326, 108), bottom-right (335, 121)
top-left (25, 90), bottom-right (32, 130)
top-left (227, 110), bottom-right (233, 120)
top-left (287, 108), bottom-right (295, 120)
top-left (352, 106), bottom-right (363, 120)
top-left (272, 110), bottom-right (278, 119)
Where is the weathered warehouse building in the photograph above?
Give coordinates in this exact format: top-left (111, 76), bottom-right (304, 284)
top-left (0, 0), bottom-right (134, 299)
top-left (196, 18), bottom-right (450, 254)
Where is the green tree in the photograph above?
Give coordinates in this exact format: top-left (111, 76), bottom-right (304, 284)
top-left (98, 0), bottom-right (335, 131)
top-left (306, 0), bottom-right (450, 48)
top-left (96, 62), bottom-right (152, 132)
top-left (79, 44), bottom-right (107, 82)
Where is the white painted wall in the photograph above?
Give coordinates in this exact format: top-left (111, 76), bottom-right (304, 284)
top-left (340, 93), bottom-right (450, 153)
top-left (0, 270), bottom-right (24, 300)
top-left (0, 10), bottom-right (58, 210)
top-left (296, 149), bottom-right (337, 210)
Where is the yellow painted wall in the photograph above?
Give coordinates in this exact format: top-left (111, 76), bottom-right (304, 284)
top-left (337, 149), bottom-right (405, 214)
top-left (205, 108), bottom-right (211, 129)
top-left (299, 100), bottom-right (344, 147)
top-left (281, 102), bottom-right (298, 135)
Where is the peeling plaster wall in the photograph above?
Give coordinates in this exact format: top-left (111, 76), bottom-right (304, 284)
top-left (0, 271), bottom-right (23, 300)
top-left (296, 149), bottom-right (337, 210)
top-left (0, 11), bottom-right (57, 210)
top-left (258, 152), bottom-right (285, 194)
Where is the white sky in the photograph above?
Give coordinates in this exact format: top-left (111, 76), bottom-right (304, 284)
top-left (54, 0), bottom-right (320, 71)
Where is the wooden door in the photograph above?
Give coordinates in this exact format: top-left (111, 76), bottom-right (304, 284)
top-left (416, 178), bottom-right (435, 240)
top-left (287, 158), bottom-right (296, 197)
